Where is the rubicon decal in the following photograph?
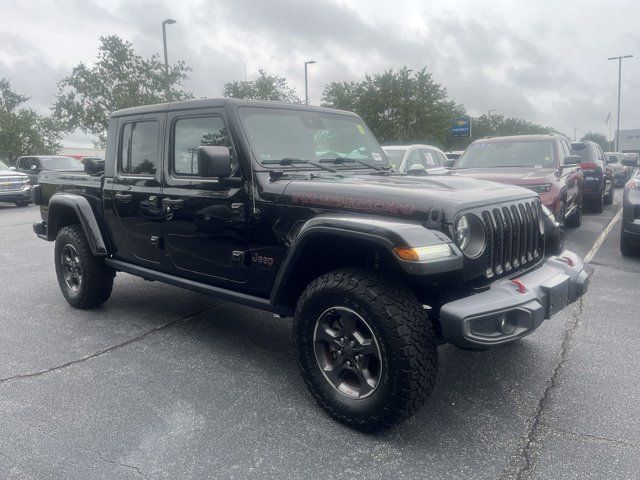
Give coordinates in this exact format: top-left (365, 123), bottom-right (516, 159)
top-left (292, 193), bottom-right (414, 215)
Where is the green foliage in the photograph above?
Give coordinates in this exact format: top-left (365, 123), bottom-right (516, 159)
top-left (580, 132), bottom-right (610, 151)
top-left (222, 69), bottom-right (300, 103)
top-left (468, 113), bottom-right (557, 143)
top-left (54, 35), bottom-right (193, 147)
top-left (322, 67), bottom-right (465, 147)
top-left (0, 78), bottom-right (62, 163)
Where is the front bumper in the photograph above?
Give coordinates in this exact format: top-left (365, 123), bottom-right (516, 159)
top-left (440, 250), bottom-right (589, 348)
top-left (0, 188), bottom-right (31, 203)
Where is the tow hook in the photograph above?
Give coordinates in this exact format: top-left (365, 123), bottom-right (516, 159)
top-left (511, 279), bottom-right (527, 294)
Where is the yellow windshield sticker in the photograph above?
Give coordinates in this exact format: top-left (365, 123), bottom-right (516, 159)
top-left (356, 124), bottom-right (366, 134)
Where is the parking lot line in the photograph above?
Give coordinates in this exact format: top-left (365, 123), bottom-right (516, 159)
top-left (584, 207), bottom-right (623, 263)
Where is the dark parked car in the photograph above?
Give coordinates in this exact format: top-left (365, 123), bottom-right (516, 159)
top-left (571, 141), bottom-right (614, 212)
top-left (32, 99), bottom-right (588, 431)
top-left (448, 135), bottom-right (584, 254)
top-left (620, 155), bottom-right (640, 255)
top-left (605, 152), bottom-right (633, 186)
top-left (0, 160), bottom-right (31, 207)
top-left (15, 155), bottom-right (83, 185)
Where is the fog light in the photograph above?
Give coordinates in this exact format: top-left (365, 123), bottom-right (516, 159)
top-left (498, 314), bottom-right (516, 335)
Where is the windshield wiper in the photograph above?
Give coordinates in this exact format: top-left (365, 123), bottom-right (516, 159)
top-left (319, 157), bottom-right (387, 172)
top-left (262, 157), bottom-right (337, 173)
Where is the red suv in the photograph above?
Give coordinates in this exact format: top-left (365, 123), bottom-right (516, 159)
top-left (448, 135), bottom-right (584, 254)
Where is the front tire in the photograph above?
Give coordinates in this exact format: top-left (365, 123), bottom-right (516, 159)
top-left (14, 201), bottom-right (30, 207)
top-left (566, 202), bottom-right (582, 228)
top-left (54, 225), bottom-right (114, 309)
top-left (620, 229), bottom-right (637, 257)
top-left (293, 268), bottom-right (438, 431)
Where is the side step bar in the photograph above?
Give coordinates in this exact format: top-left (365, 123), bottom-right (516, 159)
top-left (104, 258), bottom-right (293, 317)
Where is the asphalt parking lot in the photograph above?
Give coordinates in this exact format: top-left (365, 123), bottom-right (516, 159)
top-left (0, 190), bottom-right (638, 480)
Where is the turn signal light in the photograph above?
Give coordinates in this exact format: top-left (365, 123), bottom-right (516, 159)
top-left (393, 243), bottom-right (452, 262)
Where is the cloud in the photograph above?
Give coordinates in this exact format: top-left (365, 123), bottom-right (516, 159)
top-left (1, 0), bottom-right (639, 146)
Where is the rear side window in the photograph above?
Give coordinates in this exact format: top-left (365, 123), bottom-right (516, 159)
top-left (172, 115), bottom-right (235, 176)
top-left (120, 121), bottom-right (159, 176)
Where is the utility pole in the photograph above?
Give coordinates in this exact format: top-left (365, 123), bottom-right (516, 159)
top-left (608, 55), bottom-right (633, 151)
top-left (162, 19), bottom-right (177, 102)
top-left (304, 60), bottom-right (316, 105)
top-left (243, 62), bottom-right (247, 82)
top-left (573, 128), bottom-right (579, 142)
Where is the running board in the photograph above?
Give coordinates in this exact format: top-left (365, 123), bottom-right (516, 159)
top-left (104, 258), bottom-right (293, 316)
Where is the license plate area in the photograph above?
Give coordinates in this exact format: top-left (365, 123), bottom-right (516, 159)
top-left (540, 274), bottom-right (570, 318)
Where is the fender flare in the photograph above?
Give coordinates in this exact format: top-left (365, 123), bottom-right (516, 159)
top-left (47, 193), bottom-right (108, 256)
top-left (269, 214), bottom-right (462, 307)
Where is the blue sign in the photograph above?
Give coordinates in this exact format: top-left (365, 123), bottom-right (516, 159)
top-left (451, 116), bottom-right (472, 138)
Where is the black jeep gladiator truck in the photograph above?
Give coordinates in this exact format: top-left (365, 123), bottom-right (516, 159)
top-left (33, 99), bottom-right (589, 431)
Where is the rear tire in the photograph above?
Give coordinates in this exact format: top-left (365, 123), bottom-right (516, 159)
top-left (54, 225), bottom-right (115, 309)
top-left (592, 192), bottom-right (604, 213)
top-left (604, 184), bottom-right (614, 205)
top-left (14, 201), bottom-right (30, 207)
top-left (293, 268), bottom-right (438, 431)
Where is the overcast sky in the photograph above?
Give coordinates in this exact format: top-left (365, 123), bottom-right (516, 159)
top-left (1, 0), bottom-right (639, 147)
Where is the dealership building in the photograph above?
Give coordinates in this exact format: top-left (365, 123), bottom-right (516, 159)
top-left (615, 129), bottom-right (640, 153)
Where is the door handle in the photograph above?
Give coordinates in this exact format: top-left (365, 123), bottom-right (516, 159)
top-left (162, 198), bottom-right (184, 208)
top-left (114, 193), bottom-right (132, 202)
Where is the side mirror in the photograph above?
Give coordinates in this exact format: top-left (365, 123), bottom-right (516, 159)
top-left (563, 155), bottom-right (581, 166)
top-left (84, 159), bottom-right (104, 175)
top-left (9, 166), bottom-right (15, 171)
top-left (406, 164), bottom-right (428, 175)
top-left (444, 159), bottom-right (455, 169)
top-left (30, 164), bottom-right (40, 171)
top-left (622, 157), bottom-right (638, 167)
top-left (197, 146), bottom-right (232, 178)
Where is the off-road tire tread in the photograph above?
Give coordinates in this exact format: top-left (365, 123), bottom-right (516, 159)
top-left (55, 225), bottom-right (114, 309)
top-left (293, 268), bottom-right (438, 431)
top-left (566, 203), bottom-right (582, 228)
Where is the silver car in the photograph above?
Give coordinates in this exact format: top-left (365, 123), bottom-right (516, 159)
top-left (382, 144), bottom-right (449, 174)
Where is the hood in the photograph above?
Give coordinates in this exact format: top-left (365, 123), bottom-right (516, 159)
top-left (448, 167), bottom-right (556, 186)
top-left (0, 169), bottom-right (27, 177)
top-left (272, 172), bottom-right (537, 223)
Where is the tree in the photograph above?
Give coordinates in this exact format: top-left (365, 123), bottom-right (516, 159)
top-left (223, 70), bottom-right (300, 103)
top-left (580, 132), bottom-right (609, 151)
top-left (0, 78), bottom-right (62, 163)
top-left (455, 113), bottom-right (558, 149)
top-left (54, 35), bottom-right (193, 147)
top-left (322, 67), bottom-right (465, 147)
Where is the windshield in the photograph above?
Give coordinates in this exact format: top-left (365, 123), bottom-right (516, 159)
top-left (41, 156), bottom-right (84, 171)
top-left (456, 140), bottom-right (556, 169)
top-left (381, 149), bottom-right (406, 168)
top-left (0, 160), bottom-right (10, 171)
top-left (239, 107), bottom-right (388, 168)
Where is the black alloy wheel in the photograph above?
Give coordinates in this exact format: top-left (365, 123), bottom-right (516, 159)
top-left (61, 244), bottom-right (83, 294)
top-left (313, 306), bottom-right (382, 399)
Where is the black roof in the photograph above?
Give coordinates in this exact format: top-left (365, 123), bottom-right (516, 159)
top-left (111, 98), bottom-right (354, 118)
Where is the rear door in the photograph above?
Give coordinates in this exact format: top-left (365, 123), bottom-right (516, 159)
top-left (160, 108), bottom-right (249, 285)
top-left (108, 114), bottom-right (165, 264)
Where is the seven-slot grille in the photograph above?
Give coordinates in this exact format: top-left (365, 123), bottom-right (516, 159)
top-left (481, 199), bottom-right (543, 279)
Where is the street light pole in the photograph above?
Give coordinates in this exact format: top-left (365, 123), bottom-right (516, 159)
top-left (608, 54), bottom-right (633, 151)
top-left (304, 60), bottom-right (316, 105)
top-left (573, 128), bottom-right (579, 142)
top-left (162, 19), bottom-right (177, 102)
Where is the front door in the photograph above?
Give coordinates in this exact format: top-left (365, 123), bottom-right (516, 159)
top-left (108, 115), bottom-right (164, 264)
top-left (161, 109), bottom-right (249, 285)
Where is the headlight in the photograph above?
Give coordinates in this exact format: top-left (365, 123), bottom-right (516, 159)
top-left (455, 214), bottom-right (486, 258)
top-left (526, 184), bottom-right (552, 194)
top-left (456, 215), bottom-right (470, 250)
